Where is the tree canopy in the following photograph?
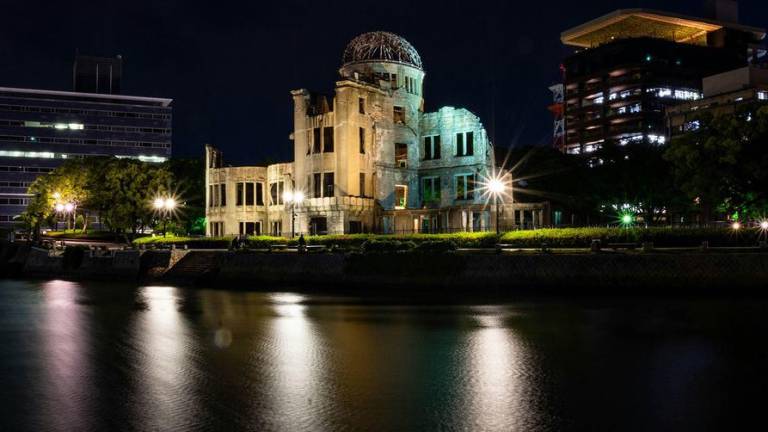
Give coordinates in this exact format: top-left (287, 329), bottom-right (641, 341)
top-left (664, 104), bottom-right (768, 221)
top-left (21, 157), bottom-right (205, 239)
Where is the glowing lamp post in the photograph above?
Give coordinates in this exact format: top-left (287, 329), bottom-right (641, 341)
top-left (154, 196), bottom-right (176, 236)
top-left (53, 194), bottom-right (76, 230)
top-left (283, 190), bottom-right (304, 238)
top-left (487, 177), bottom-right (506, 235)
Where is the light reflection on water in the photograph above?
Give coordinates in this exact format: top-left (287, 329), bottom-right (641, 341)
top-left (130, 286), bottom-right (202, 431)
top-left (38, 280), bottom-right (94, 431)
top-left (2, 280), bottom-right (767, 431)
top-left (464, 309), bottom-right (534, 431)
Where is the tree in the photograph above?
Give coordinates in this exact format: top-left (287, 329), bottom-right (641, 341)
top-left (21, 157), bottom-right (173, 241)
top-left (20, 159), bottom-right (93, 235)
top-left (88, 159), bottom-right (172, 238)
top-left (664, 105), bottom-right (768, 222)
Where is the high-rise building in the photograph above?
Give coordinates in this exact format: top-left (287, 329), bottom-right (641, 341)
top-left (557, 6), bottom-right (765, 155)
top-left (0, 58), bottom-right (172, 229)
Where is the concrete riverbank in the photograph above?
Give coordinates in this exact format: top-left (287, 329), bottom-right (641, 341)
top-left (2, 242), bottom-right (767, 292)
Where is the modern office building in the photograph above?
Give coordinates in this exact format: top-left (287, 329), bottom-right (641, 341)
top-left (205, 31), bottom-right (549, 237)
top-left (0, 67), bottom-right (172, 228)
top-left (667, 66), bottom-right (768, 135)
top-left (557, 3), bottom-right (765, 155)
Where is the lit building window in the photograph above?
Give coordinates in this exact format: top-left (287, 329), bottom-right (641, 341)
top-left (395, 185), bottom-right (407, 209)
top-left (758, 91), bottom-right (768, 101)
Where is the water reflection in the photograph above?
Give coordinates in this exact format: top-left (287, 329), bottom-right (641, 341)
top-left (462, 307), bottom-right (539, 431)
top-left (39, 280), bottom-right (94, 431)
top-left (5, 280), bottom-right (765, 431)
top-left (260, 292), bottom-right (331, 430)
top-left (130, 286), bottom-right (201, 430)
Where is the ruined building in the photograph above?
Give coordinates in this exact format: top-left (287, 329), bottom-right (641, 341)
top-left (206, 31), bottom-right (549, 236)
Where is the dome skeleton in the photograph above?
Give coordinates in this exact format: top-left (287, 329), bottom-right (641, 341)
top-left (342, 31), bottom-right (423, 70)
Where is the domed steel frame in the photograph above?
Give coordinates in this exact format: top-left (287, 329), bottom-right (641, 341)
top-left (342, 31), bottom-right (423, 70)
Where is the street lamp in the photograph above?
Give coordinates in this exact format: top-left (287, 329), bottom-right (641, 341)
top-left (53, 197), bottom-right (75, 230)
top-left (486, 176), bottom-right (507, 235)
top-left (153, 196), bottom-right (176, 236)
top-left (283, 190), bottom-right (304, 238)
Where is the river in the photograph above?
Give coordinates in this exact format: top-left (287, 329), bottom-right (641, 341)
top-left (0, 279), bottom-right (766, 431)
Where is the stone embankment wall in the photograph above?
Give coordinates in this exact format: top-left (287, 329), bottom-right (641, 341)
top-left (2, 241), bottom-right (767, 291)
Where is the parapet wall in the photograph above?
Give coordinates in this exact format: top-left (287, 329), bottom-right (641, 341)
top-left (3, 241), bottom-right (767, 292)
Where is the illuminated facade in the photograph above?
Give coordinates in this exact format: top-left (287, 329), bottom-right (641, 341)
top-left (667, 66), bottom-right (768, 135)
top-left (205, 31), bottom-right (548, 236)
top-left (0, 87), bottom-right (172, 228)
top-left (558, 6), bottom-right (765, 155)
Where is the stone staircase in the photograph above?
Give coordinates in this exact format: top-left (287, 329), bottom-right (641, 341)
top-left (162, 251), bottom-right (222, 282)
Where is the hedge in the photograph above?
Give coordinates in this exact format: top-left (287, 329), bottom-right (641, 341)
top-left (133, 235), bottom-right (233, 249)
top-left (500, 227), bottom-right (762, 248)
top-left (130, 228), bottom-right (765, 250)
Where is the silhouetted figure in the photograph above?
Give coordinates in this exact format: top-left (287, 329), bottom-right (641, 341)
top-left (298, 234), bottom-right (307, 253)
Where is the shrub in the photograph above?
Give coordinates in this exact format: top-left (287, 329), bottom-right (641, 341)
top-left (246, 235), bottom-right (289, 249)
top-left (413, 240), bottom-right (457, 253)
top-left (132, 235), bottom-right (232, 249)
top-left (361, 239), bottom-right (416, 253)
top-left (499, 227), bottom-right (760, 248)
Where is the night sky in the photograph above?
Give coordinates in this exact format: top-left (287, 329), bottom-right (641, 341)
top-left (1, 0), bottom-right (766, 165)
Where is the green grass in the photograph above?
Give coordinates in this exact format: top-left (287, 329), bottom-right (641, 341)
top-left (44, 230), bottom-right (127, 241)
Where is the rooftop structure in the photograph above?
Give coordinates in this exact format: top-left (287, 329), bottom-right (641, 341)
top-left (561, 9), bottom-right (765, 49)
top-left (341, 31), bottom-right (423, 70)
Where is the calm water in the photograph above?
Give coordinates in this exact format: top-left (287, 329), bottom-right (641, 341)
top-left (1, 280), bottom-right (767, 431)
